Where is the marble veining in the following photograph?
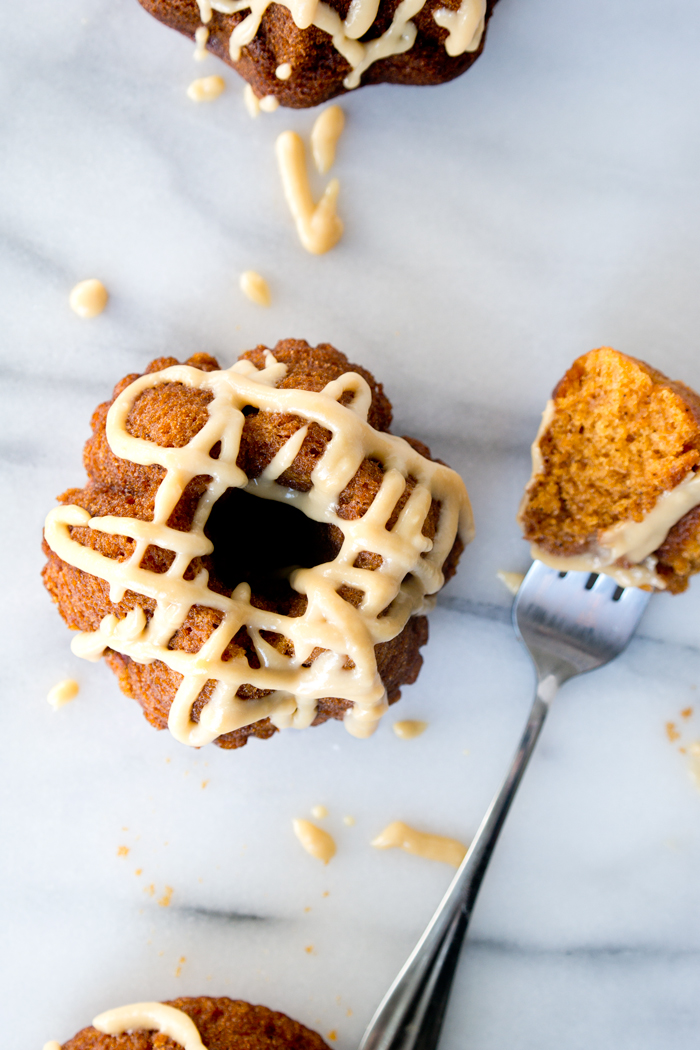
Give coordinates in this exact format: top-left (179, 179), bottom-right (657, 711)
top-left (3, 0), bottom-right (700, 1047)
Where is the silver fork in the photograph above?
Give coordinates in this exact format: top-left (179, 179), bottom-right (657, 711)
top-left (359, 561), bottom-right (651, 1050)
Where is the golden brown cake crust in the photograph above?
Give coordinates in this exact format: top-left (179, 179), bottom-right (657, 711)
top-left (61, 996), bottom-right (330, 1049)
top-left (42, 339), bottom-right (462, 746)
top-left (135, 0), bottom-right (498, 109)
top-left (519, 346), bottom-right (700, 592)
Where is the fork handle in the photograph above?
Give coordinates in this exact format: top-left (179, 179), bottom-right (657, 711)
top-left (358, 690), bottom-right (551, 1050)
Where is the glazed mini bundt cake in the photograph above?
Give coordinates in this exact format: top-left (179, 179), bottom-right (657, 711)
top-left (518, 346), bottom-right (700, 591)
top-left (136, 0), bottom-right (498, 109)
top-left (43, 339), bottom-right (473, 749)
top-left (48, 996), bottom-right (329, 1049)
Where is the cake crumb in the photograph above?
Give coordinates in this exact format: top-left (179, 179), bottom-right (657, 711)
top-left (158, 886), bottom-right (174, 907)
top-left (117, 845), bottom-right (129, 857)
top-left (175, 955), bottom-right (186, 977)
top-left (47, 678), bottom-right (79, 709)
top-left (311, 804), bottom-right (328, 819)
top-left (346, 1008), bottom-right (352, 1017)
top-left (327, 1031), bottom-right (338, 1042)
top-left (144, 883), bottom-right (155, 896)
top-left (304, 945), bottom-right (314, 954)
top-left (201, 779), bottom-right (209, 789)
top-left (496, 570), bottom-right (525, 596)
top-left (681, 707), bottom-right (693, 718)
top-left (135, 868), bottom-right (143, 876)
top-left (666, 721), bottom-right (681, 742)
top-left (304, 906), bottom-right (311, 912)
top-left (322, 891), bottom-right (329, 897)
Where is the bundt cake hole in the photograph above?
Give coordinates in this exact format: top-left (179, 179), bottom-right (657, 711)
top-left (204, 486), bottom-right (340, 599)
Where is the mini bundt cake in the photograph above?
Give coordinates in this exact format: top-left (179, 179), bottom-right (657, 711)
top-left (49, 996), bottom-right (329, 1049)
top-left (43, 339), bottom-right (473, 748)
top-left (135, 0), bottom-right (499, 108)
top-left (518, 346), bottom-right (700, 592)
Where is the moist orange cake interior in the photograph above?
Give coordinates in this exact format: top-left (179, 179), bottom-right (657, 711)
top-left (519, 346), bottom-right (700, 592)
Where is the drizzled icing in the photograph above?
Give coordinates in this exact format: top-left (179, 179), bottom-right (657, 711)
top-left (93, 1002), bottom-right (206, 1049)
top-left (293, 818), bottom-right (336, 862)
top-left (276, 131), bottom-right (343, 254)
top-left (311, 105), bottom-right (345, 175)
top-left (371, 820), bottom-right (467, 867)
top-left (201, 0), bottom-right (486, 90)
top-left (44, 353), bottom-right (473, 746)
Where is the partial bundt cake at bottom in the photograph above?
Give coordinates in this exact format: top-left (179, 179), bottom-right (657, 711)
top-left (42, 340), bottom-right (472, 748)
top-left (518, 346), bottom-right (700, 592)
top-left (56, 996), bottom-right (329, 1049)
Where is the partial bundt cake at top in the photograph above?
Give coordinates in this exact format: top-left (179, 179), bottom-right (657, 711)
top-left (136, 0), bottom-right (499, 108)
top-left (518, 346), bottom-right (700, 592)
top-left (42, 339), bottom-right (473, 749)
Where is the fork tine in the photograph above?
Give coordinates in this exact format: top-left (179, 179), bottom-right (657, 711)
top-left (514, 560), bottom-right (652, 679)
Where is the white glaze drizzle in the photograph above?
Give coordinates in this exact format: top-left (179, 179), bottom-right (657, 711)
top-left (208, 0), bottom-right (486, 91)
top-left (276, 131), bottom-right (343, 254)
top-left (240, 270), bottom-right (271, 305)
top-left (47, 678), bottom-right (79, 709)
top-left (93, 1002), bottom-right (206, 1049)
top-left (433, 0), bottom-right (485, 56)
top-left (194, 24), bottom-right (210, 59)
top-left (293, 818), bottom-right (336, 862)
top-left (371, 820), bottom-right (467, 867)
top-left (392, 718), bottom-right (427, 739)
top-left (187, 74), bottom-right (226, 101)
top-left (311, 105), bottom-right (345, 175)
top-left (243, 82), bottom-right (261, 116)
top-left (44, 354), bottom-right (473, 746)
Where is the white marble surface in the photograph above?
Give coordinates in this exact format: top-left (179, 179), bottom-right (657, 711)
top-left (3, 0), bottom-right (700, 1047)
